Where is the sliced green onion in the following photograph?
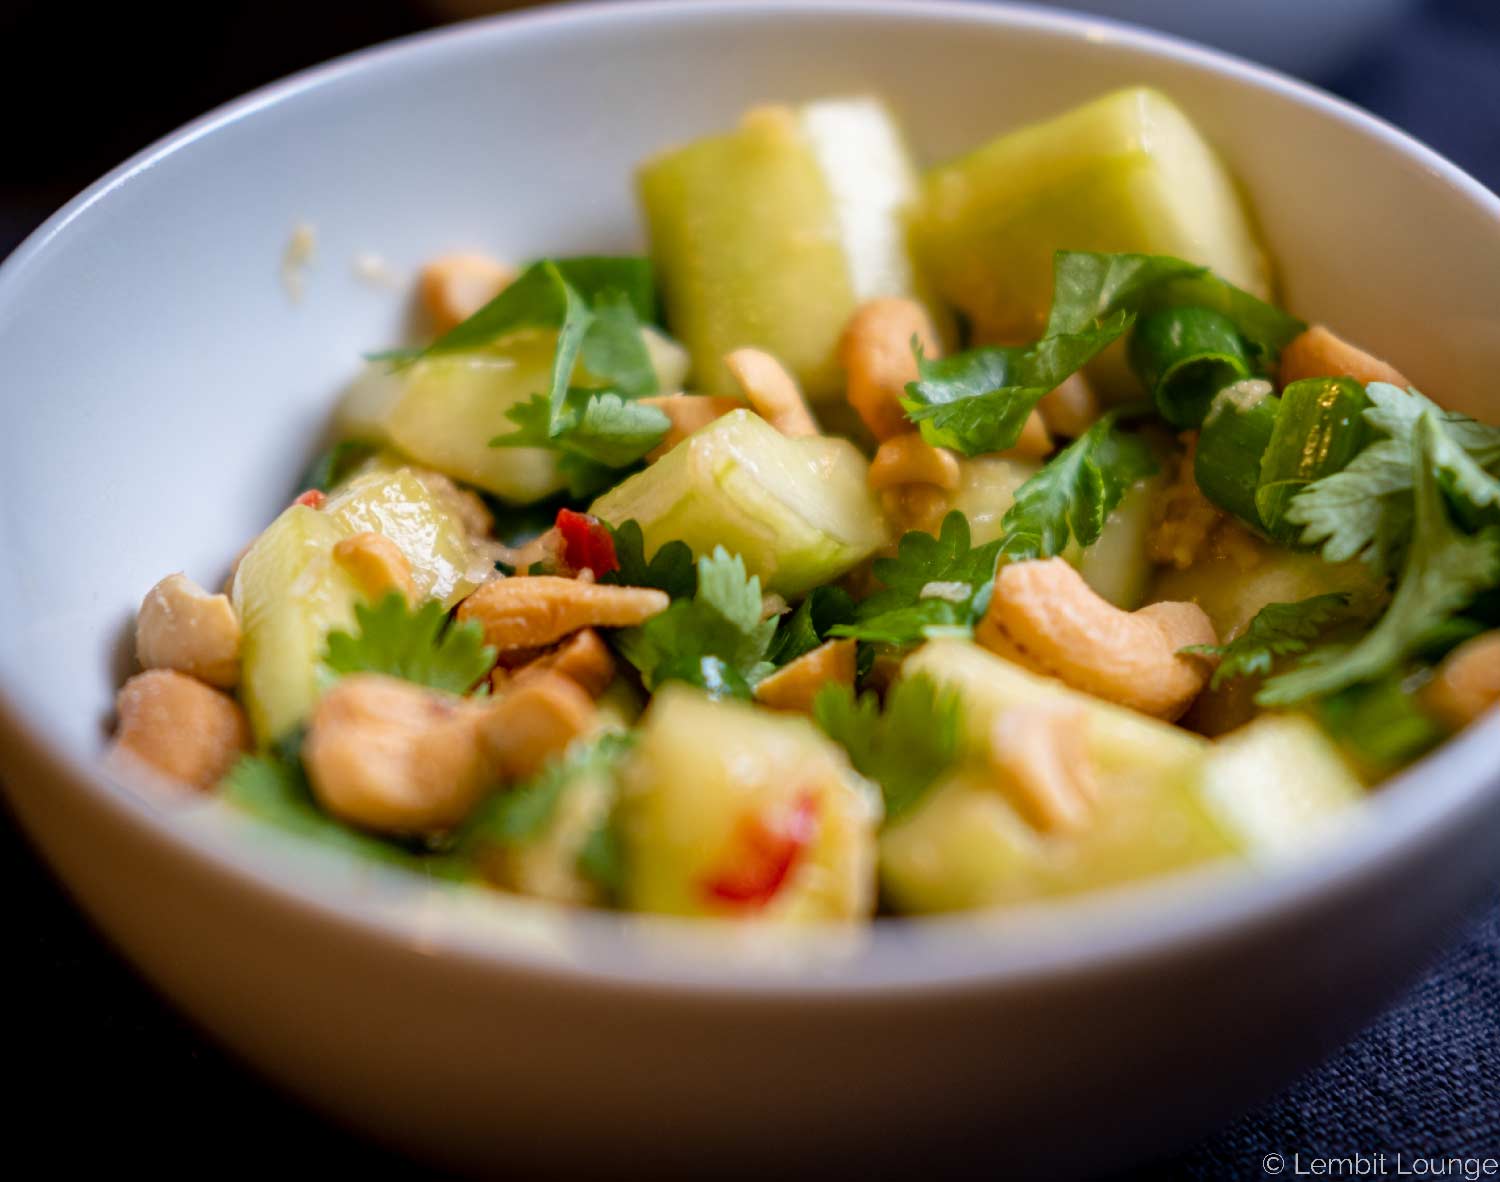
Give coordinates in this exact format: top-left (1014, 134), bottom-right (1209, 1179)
top-left (1195, 379), bottom-right (1280, 531)
top-left (1129, 306), bottom-right (1253, 428)
top-left (1254, 377), bottom-right (1372, 545)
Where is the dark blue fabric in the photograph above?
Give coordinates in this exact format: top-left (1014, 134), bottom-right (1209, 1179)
top-left (1, 1), bottom-right (1497, 1175)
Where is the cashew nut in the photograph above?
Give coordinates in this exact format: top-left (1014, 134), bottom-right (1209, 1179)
top-left (868, 433), bottom-right (962, 493)
top-left (456, 576), bottom-right (669, 651)
top-left (754, 639), bottom-right (857, 715)
top-left (420, 253), bottom-right (517, 334)
top-left (976, 557), bottom-right (1217, 720)
top-left (334, 532), bottom-right (419, 605)
top-left (986, 702), bottom-right (1097, 834)
top-left (1037, 372), bottom-right (1100, 439)
top-left (838, 297), bottom-right (941, 441)
top-left (480, 669), bottom-right (598, 782)
top-left (640, 393), bottom-right (743, 460)
top-left (136, 573), bottom-right (243, 689)
top-left (512, 628), bottom-right (618, 699)
top-left (303, 673), bottom-right (493, 834)
top-left (1280, 324), bottom-right (1409, 389)
top-left (112, 669), bottom-right (250, 791)
top-left (1422, 631), bottom-right (1500, 731)
top-left (723, 348), bottom-right (819, 437)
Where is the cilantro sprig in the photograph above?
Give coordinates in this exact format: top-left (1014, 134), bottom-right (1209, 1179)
top-left (1180, 593), bottom-right (1357, 690)
top-left (1260, 413), bottom-right (1500, 705)
top-left (767, 586), bottom-right (857, 666)
top-left (323, 594), bottom-right (495, 694)
top-left (997, 410), bottom-right (1157, 561)
top-left (458, 732), bottom-right (633, 850)
top-left (613, 547), bottom-right (777, 698)
top-left (495, 390), bottom-right (669, 498)
top-left (901, 251), bottom-right (1302, 456)
top-left (831, 512), bottom-right (1001, 648)
top-left (813, 674), bottom-right (962, 822)
top-left (600, 519), bottom-right (697, 599)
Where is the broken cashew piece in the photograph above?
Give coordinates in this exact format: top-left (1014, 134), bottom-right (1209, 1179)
top-left (1279, 324), bottom-right (1409, 389)
top-left (879, 484), bottom-right (952, 538)
top-left (838, 297), bottom-right (941, 441)
top-left (724, 348), bottom-right (819, 437)
top-left (1037, 373), bottom-right (1100, 439)
top-left (480, 670), bottom-right (598, 782)
top-left (334, 532), bottom-right (419, 605)
top-left (976, 557), bottom-right (1217, 721)
top-left (987, 702), bottom-right (1098, 834)
top-left (112, 669), bottom-right (250, 791)
top-left (420, 253), bottom-right (517, 334)
top-left (998, 410), bottom-right (1053, 460)
top-left (640, 393), bottom-right (743, 460)
top-left (754, 638), bottom-right (857, 715)
top-left (457, 576), bottom-right (669, 651)
top-left (303, 673), bottom-right (492, 835)
top-left (868, 433), bottom-right (962, 493)
top-left (1422, 631), bottom-right (1500, 731)
top-left (513, 628), bottom-right (618, 699)
top-left (136, 573), bottom-right (243, 689)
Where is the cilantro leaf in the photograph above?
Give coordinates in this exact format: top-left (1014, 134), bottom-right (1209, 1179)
top-left (766, 586), bottom-right (856, 665)
top-left (1260, 414), bottom-right (1500, 705)
top-left (902, 251), bottom-right (1302, 456)
top-left (830, 512), bottom-right (1001, 648)
top-left (600, 519), bottom-right (697, 599)
top-left (1180, 593), bottom-right (1355, 690)
top-left (222, 753), bottom-right (470, 878)
top-left (457, 732), bottom-right (633, 849)
top-left (323, 594), bottom-right (495, 693)
top-left (576, 288), bottom-right (658, 399)
top-left (493, 390), bottom-right (669, 498)
top-left (613, 548), bottom-right (777, 697)
top-left (575, 815), bottom-right (626, 900)
top-left (813, 674), bottom-right (962, 822)
top-left (552, 257), bottom-right (657, 324)
top-left (1287, 383), bottom-right (1500, 567)
top-left (1316, 672), bottom-right (1449, 774)
top-left (998, 411), bottom-right (1157, 560)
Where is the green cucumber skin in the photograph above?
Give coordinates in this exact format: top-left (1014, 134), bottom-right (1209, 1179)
top-left (1196, 380), bottom-right (1280, 532)
top-left (1255, 377), bottom-right (1371, 544)
top-left (1130, 305), bottom-right (1252, 428)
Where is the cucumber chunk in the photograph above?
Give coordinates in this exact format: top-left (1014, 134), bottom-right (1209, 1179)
top-left (232, 467), bottom-right (488, 743)
top-left (618, 687), bottom-right (881, 920)
top-left (335, 328), bottom-right (690, 505)
top-left (883, 641), bottom-right (1229, 912)
top-left (639, 97), bottom-right (932, 404)
top-left (589, 409), bottom-right (887, 597)
top-left (913, 88), bottom-right (1271, 348)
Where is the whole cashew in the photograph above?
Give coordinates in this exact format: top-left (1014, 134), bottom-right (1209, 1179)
top-left (999, 410), bottom-right (1053, 460)
top-left (976, 557), bottom-right (1216, 720)
top-left (1036, 372), bottom-right (1100, 439)
top-left (838, 297), bottom-right (941, 441)
top-left (754, 638), bottom-right (857, 715)
top-left (723, 348), bottom-right (820, 437)
top-left (1279, 324), bottom-right (1409, 389)
top-left (507, 628), bottom-right (618, 699)
top-left (303, 673), bottom-right (493, 834)
top-left (986, 702), bottom-right (1097, 834)
top-left (112, 669), bottom-right (250, 791)
top-left (1422, 631), bottom-right (1500, 731)
top-left (456, 576), bottom-right (669, 652)
top-left (136, 573), bottom-right (243, 689)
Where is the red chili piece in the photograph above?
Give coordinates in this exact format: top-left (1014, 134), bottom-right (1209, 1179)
top-left (293, 489), bottom-right (326, 509)
top-left (556, 508), bottom-right (619, 577)
top-left (703, 791), bottom-right (820, 908)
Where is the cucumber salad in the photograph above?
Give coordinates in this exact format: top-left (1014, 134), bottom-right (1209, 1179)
top-left (111, 89), bottom-right (1500, 920)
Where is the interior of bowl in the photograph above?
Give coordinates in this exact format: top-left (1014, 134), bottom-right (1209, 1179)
top-left (1, 0), bottom-right (1497, 981)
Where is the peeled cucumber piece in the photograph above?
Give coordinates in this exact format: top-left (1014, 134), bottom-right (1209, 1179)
top-left (884, 641), bottom-right (1229, 912)
top-left (232, 467), bottom-right (489, 743)
top-left (639, 97), bottom-right (933, 404)
top-left (589, 409), bottom-right (887, 596)
top-left (952, 456), bottom-right (1039, 546)
top-left (336, 329), bottom-right (690, 504)
top-left (913, 88), bottom-right (1271, 347)
top-left (618, 687), bottom-right (881, 920)
top-left (1199, 714), bottom-right (1366, 858)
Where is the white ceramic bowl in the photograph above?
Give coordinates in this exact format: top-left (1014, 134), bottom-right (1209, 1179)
top-left (2, 2), bottom-right (1498, 1175)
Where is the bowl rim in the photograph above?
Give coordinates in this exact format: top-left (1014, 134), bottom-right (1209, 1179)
top-left (2, 0), bottom-right (1498, 998)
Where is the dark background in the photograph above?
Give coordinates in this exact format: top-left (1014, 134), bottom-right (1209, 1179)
top-left (3, 1), bottom-right (1498, 1176)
